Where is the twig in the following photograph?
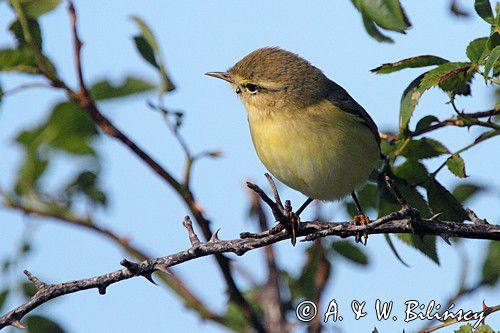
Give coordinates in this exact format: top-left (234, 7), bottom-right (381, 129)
top-left (1, 208), bottom-right (499, 329)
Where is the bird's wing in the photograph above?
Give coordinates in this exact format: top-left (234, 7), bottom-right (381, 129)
top-left (326, 80), bottom-right (381, 147)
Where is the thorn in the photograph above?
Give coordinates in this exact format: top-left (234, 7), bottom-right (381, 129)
top-left (11, 321), bottom-right (26, 329)
top-left (142, 272), bottom-right (158, 286)
top-left (209, 228), bottom-right (221, 242)
top-left (440, 234), bottom-right (452, 245)
top-left (156, 265), bottom-right (173, 275)
top-left (98, 286), bottom-right (107, 295)
top-left (430, 212), bottom-right (443, 222)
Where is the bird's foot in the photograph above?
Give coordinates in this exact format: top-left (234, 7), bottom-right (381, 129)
top-left (246, 174), bottom-right (314, 246)
top-left (353, 214), bottom-right (370, 245)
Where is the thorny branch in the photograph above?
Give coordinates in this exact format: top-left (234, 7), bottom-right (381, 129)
top-left (1, 199), bottom-right (499, 329)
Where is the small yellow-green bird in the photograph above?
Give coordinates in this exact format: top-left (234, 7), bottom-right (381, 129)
top-left (207, 47), bottom-right (380, 244)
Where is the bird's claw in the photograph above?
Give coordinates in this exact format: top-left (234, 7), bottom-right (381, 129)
top-left (353, 214), bottom-right (370, 245)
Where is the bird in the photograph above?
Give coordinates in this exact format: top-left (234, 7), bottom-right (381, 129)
top-left (206, 47), bottom-right (380, 245)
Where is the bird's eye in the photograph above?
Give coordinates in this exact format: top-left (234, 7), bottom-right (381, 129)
top-left (235, 87), bottom-right (241, 94)
top-left (245, 83), bottom-right (259, 94)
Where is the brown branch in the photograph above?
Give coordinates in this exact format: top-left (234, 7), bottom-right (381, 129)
top-left (1, 197), bottom-right (224, 325)
top-left (63, 4), bottom-right (264, 331)
top-left (2, 207), bottom-right (500, 329)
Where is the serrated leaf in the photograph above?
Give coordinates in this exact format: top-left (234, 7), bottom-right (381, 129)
top-left (396, 233), bottom-right (439, 264)
top-left (0, 289), bottom-right (8, 312)
top-left (400, 73), bottom-right (426, 131)
top-left (466, 37), bottom-right (489, 63)
top-left (400, 138), bottom-right (449, 160)
top-left (130, 16), bottom-right (175, 92)
top-left (9, 18), bottom-right (42, 50)
top-left (419, 62), bottom-right (472, 91)
top-left (484, 45), bottom-right (500, 80)
top-left (377, 177), bottom-right (431, 218)
top-left (474, 0), bottom-right (494, 24)
top-left (481, 240), bottom-right (500, 286)
top-left (415, 115), bottom-right (439, 133)
top-left (371, 55), bottom-right (448, 74)
top-left (331, 240), bottom-right (369, 265)
top-left (25, 315), bottom-right (65, 333)
top-left (425, 179), bottom-right (468, 222)
top-left (18, 0), bottom-right (61, 18)
top-left (89, 77), bottom-right (155, 101)
top-left (446, 154), bottom-right (467, 178)
top-left (487, 31), bottom-right (500, 50)
top-left (452, 183), bottom-right (483, 204)
top-left (0, 48), bottom-right (43, 74)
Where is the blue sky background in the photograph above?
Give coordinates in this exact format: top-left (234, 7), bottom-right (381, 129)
top-left (0, 0), bottom-right (499, 332)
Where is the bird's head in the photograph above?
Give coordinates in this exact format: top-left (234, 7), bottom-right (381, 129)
top-left (206, 47), bottom-right (331, 112)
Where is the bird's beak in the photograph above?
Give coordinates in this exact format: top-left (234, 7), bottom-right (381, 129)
top-left (205, 71), bottom-right (234, 84)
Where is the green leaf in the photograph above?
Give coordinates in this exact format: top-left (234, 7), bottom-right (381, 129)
top-left (400, 138), bottom-right (449, 160)
top-left (396, 234), bottom-right (439, 264)
top-left (474, 324), bottom-right (494, 333)
top-left (414, 115), bottom-right (439, 133)
top-left (331, 240), bottom-right (369, 265)
top-left (487, 31), bottom-right (500, 50)
top-left (384, 234), bottom-right (410, 267)
top-left (9, 18), bottom-right (42, 50)
top-left (482, 240), bottom-right (500, 286)
top-left (394, 159), bottom-right (429, 184)
top-left (89, 77), bottom-right (155, 101)
top-left (296, 241), bottom-right (331, 300)
top-left (425, 179), bottom-right (468, 222)
top-left (360, 12), bottom-right (394, 43)
top-left (222, 290), bottom-right (263, 333)
top-left (466, 37), bottom-right (489, 63)
top-left (353, 0), bottom-right (411, 33)
top-left (377, 177), bottom-right (432, 218)
top-left (25, 315), bottom-right (65, 333)
top-left (484, 45), bottom-right (500, 79)
top-left (64, 171), bottom-right (107, 207)
top-left (14, 151), bottom-right (48, 195)
top-left (130, 16), bottom-right (175, 92)
top-left (446, 154), bottom-right (467, 178)
top-left (452, 183), bottom-right (483, 204)
top-left (474, 0), bottom-right (494, 24)
top-left (400, 73), bottom-right (426, 131)
top-left (22, 282), bottom-right (37, 298)
top-left (0, 289), bottom-right (8, 312)
top-left (17, 0), bottom-right (61, 18)
top-left (0, 48), bottom-right (41, 74)
top-left (371, 55), bottom-right (448, 74)
top-left (419, 62), bottom-right (472, 91)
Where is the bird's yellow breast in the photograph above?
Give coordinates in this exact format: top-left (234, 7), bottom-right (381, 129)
top-left (247, 100), bottom-right (379, 201)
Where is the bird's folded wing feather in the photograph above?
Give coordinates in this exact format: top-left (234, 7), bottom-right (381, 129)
top-left (326, 80), bottom-right (381, 147)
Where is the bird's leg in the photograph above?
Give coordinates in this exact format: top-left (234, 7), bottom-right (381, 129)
top-left (351, 192), bottom-right (370, 245)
